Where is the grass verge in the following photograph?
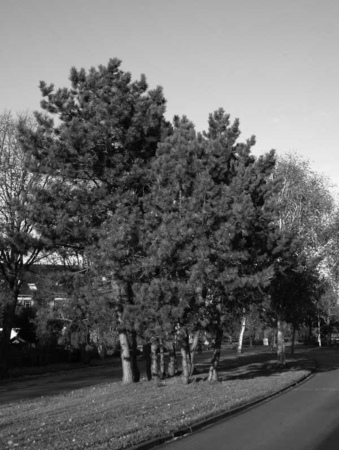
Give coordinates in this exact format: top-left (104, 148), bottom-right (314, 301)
top-left (0, 352), bottom-right (313, 450)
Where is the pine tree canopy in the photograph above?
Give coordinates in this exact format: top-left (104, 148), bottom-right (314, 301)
top-left (19, 58), bottom-right (170, 250)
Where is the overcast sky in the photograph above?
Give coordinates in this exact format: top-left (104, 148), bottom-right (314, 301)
top-left (1, 0), bottom-right (339, 187)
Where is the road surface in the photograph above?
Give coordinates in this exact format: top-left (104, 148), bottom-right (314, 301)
top-left (157, 348), bottom-right (339, 450)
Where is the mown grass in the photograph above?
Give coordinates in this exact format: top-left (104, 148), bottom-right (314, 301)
top-left (0, 351), bottom-right (313, 450)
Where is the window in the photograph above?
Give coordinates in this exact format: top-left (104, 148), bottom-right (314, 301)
top-left (51, 297), bottom-right (67, 308)
top-left (18, 296), bottom-right (33, 308)
top-left (28, 283), bottom-right (37, 291)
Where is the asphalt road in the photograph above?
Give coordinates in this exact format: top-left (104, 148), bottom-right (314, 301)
top-left (157, 348), bottom-right (339, 450)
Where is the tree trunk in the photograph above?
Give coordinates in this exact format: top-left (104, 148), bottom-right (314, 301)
top-left (130, 330), bottom-right (140, 382)
top-left (290, 325), bottom-right (296, 355)
top-left (80, 344), bottom-right (91, 364)
top-left (97, 344), bottom-right (106, 360)
top-left (180, 345), bottom-right (190, 384)
top-left (277, 317), bottom-right (286, 365)
top-left (167, 343), bottom-right (176, 377)
top-left (189, 330), bottom-right (200, 376)
top-left (317, 313), bottom-right (322, 347)
top-left (119, 331), bottom-right (133, 384)
top-left (159, 339), bottom-right (166, 378)
top-left (208, 328), bottom-right (223, 382)
top-left (143, 343), bottom-right (152, 381)
top-left (151, 339), bottom-right (159, 382)
top-left (308, 320), bottom-right (313, 344)
top-left (249, 335), bottom-right (253, 348)
top-left (237, 315), bottom-right (246, 354)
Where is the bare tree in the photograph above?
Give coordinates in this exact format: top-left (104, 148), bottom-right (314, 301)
top-left (0, 111), bottom-right (48, 376)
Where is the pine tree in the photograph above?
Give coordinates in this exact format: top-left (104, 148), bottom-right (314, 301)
top-left (19, 59), bottom-right (170, 383)
top-left (141, 110), bottom-right (277, 382)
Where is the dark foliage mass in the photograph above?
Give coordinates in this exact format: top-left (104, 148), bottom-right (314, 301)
top-left (1, 58), bottom-right (337, 381)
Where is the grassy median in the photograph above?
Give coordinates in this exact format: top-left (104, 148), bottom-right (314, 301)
top-left (0, 350), bottom-right (313, 450)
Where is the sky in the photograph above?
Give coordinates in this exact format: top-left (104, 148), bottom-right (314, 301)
top-left (1, 0), bottom-right (339, 187)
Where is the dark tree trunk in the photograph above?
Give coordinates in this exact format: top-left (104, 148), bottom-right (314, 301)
top-left (97, 344), bottom-right (106, 360)
top-left (80, 344), bottom-right (91, 364)
top-left (208, 327), bottom-right (223, 382)
top-left (130, 330), bottom-right (140, 382)
top-left (143, 343), bottom-right (152, 381)
top-left (167, 343), bottom-right (176, 377)
top-left (290, 325), bottom-right (296, 355)
top-left (308, 321), bottom-right (313, 344)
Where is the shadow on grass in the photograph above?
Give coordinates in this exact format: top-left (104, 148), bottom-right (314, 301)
top-left (193, 346), bottom-right (339, 382)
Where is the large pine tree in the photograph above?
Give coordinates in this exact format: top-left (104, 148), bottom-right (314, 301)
top-left (19, 59), bottom-right (170, 383)
top-left (140, 110), bottom-right (278, 382)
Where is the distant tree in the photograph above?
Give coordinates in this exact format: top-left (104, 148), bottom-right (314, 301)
top-left (316, 282), bottom-right (339, 346)
top-left (269, 153), bottom-right (335, 363)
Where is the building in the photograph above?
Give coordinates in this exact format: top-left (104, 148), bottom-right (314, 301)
top-left (16, 264), bottom-right (69, 309)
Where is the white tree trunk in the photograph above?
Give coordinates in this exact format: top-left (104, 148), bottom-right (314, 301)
top-left (189, 330), bottom-right (200, 375)
top-left (181, 346), bottom-right (190, 384)
top-left (237, 316), bottom-right (246, 354)
top-left (119, 331), bottom-right (133, 384)
top-left (317, 313), bottom-right (322, 347)
top-left (151, 339), bottom-right (160, 381)
top-left (277, 318), bottom-right (286, 365)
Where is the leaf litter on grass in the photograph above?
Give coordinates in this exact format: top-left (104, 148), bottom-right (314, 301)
top-left (0, 355), bottom-right (311, 450)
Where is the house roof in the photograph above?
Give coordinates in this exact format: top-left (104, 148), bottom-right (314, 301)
top-left (19, 264), bottom-right (73, 298)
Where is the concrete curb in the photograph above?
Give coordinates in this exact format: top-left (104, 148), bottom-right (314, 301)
top-left (130, 363), bottom-right (316, 450)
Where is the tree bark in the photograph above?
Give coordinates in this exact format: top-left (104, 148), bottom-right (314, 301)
top-left (290, 325), bottom-right (296, 355)
top-left (119, 331), bottom-right (133, 384)
top-left (208, 328), bottom-right (223, 382)
top-left (159, 339), bottom-right (166, 378)
top-left (143, 343), bottom-right (152, 380)
top-left (97, 344), bottom-right (106, 360)
top-left (188, 330), bottom-right (200, 376)
top-left (130, 330), bottom-right (140, 382)
top-left (317, 313), bottom-right (322, 347)
top-left (237, 315), bottom-right (246, 354)
top-left (167, 343), bottom-right (176, 377)
top-left (151, 339), bottom-right (159, 382)
top-left (277, 317), bottom-right (286, 365)
top-left (180, 345), bottom-right (190, 384)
